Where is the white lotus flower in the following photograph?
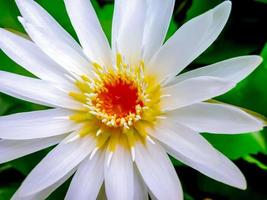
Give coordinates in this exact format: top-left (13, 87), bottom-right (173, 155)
top-left (0, 0), bottom-right (264, 199)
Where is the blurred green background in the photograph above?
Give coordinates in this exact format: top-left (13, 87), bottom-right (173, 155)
top-left (0, 0), bottom-right (267, 199)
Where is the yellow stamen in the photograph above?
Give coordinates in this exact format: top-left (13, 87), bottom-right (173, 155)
top-left (68, 53), bottom-right (162, 151)
top-left (69, 92), bottom-right (87, 103)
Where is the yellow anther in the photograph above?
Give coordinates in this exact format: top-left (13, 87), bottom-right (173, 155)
top-left (81, 75), bottom-right (90, 82)
top-left (92, 62), bottom-right (103, 71)
top-left (68, 54), bottom-right (162, 151)
top-left (75, 81), bottom-right (91, 92)
top-left (116, 53), bottom-right (123, 68)
top-left (69, 112), bottom-right (93, 122)
top-left (69, 92), bottom-right (87, 103)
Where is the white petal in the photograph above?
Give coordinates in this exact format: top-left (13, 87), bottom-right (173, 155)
top-left (135, 140), bottom-right (183, 200)
top-left (133, 166), bottom-right (149, 200)
top-left (66, 150), bottom-right (105, 200)
top-left (64, 0), bottom-right (112, 66)
top-left (0, 135), bottom-right (66, 164)
top-left (161, 76), bottom-right (235, 111)
top-left (171, 56), bottom-right (263, 85)
top-left (149, 121), bottom-right (220, 166)
top-left (142, 0), bottom-right (175, 62)
top-left (12, 168), bottom-right (76, 200)
top-left (20, 20), bottom-right (91, 76)
top-left (0, 71), bottom-right (81, 110)
top-left (0, 29), bottom-right (71, 84)
top-left (167, 102), bottom-right (263, 133)
top-left (0, 109), bottom-right (78, 140)
top-left (147, 1), bottom-right (231, 81)
top-left (111, 0), bottom-right (124, 51)
top-left (104, 145), bottom-right (134, 200)
top-left (15, 0), bottom-right (83, 54)
top-left (113, 0), bottom-right (147, 64)
top-left (13, 133), bottom-right (95, 198)
top-left (164, 143), bottom-right (246, 189)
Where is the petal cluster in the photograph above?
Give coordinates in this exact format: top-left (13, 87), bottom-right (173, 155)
top-left (0, 0), bottom-right (264, 199)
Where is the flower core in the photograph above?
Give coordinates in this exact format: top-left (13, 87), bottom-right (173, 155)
top-left (69, 54), bottom-right (162, 152)
top-left (93, 76), bottom-right (144, 124)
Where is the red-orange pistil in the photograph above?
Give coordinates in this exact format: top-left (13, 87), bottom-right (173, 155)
top-left (95, 77), bottom-right (144, 119)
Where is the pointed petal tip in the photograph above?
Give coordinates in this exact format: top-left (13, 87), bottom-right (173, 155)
top-left (221, 0), bottom-right (232, 9)
top-left (223, 163), bottom-right (247, 190)
top-left (17, 16), bottom-right (29, 28)
top-left (214, 0), bottom-right (232, 21)
top-left (233, 174), bottom-right (247, 190)
top-left (240, 182), bottom-right (247, 190)
top-left (17, 16), bottom-right (24, 23)
top-left (252, 123), bottom-right (264, 132)
top-left (223, 174), bottom-right (247, 190)
top-left (241, 55), bottom-right (263, 66)
top-left (254, 55), bottom-right (263, 65)
top-left (225, 0), bottom-right (232, 6)
top-left (239, 55), bottom-right (264, 75)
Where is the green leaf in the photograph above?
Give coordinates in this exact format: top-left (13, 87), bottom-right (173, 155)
top-left (0, 164), bottom-right (12, 173)
top-left (195, 38), bottom-right (258, 65)
top-left (170, 155), bottom-right (183, 167)
top-left (0, 187), bottom-right (17, 200)
top-left (184, 193), bottom-right (195, 200)
top-left (0, 94), bottom-right (13, 115)
top-left (243, 155), bottom-right (267, 170)
top-left (46, 178), bottom-right (72, 200)
top-left (0, 0), bottom-right (23, 32)
top-left (256, 0), bottom-right (267, 3)
top-left (165, 18), bottom-right (178, 41)
top-left (95, 4), bottom-right (113, 43)
top-left (196, 173), bottom-right (266, 200)
top-left (203, 131), bottom-right (267, 160)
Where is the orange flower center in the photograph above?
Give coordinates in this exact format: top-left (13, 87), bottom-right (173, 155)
top-left (69, 54), bottom-right (162, 134)
top-left (95, 77), bottom-right (144, 119)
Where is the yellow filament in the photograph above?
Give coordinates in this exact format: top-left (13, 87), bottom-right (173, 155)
top-left (68, 53), bottom-right (162, 151)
